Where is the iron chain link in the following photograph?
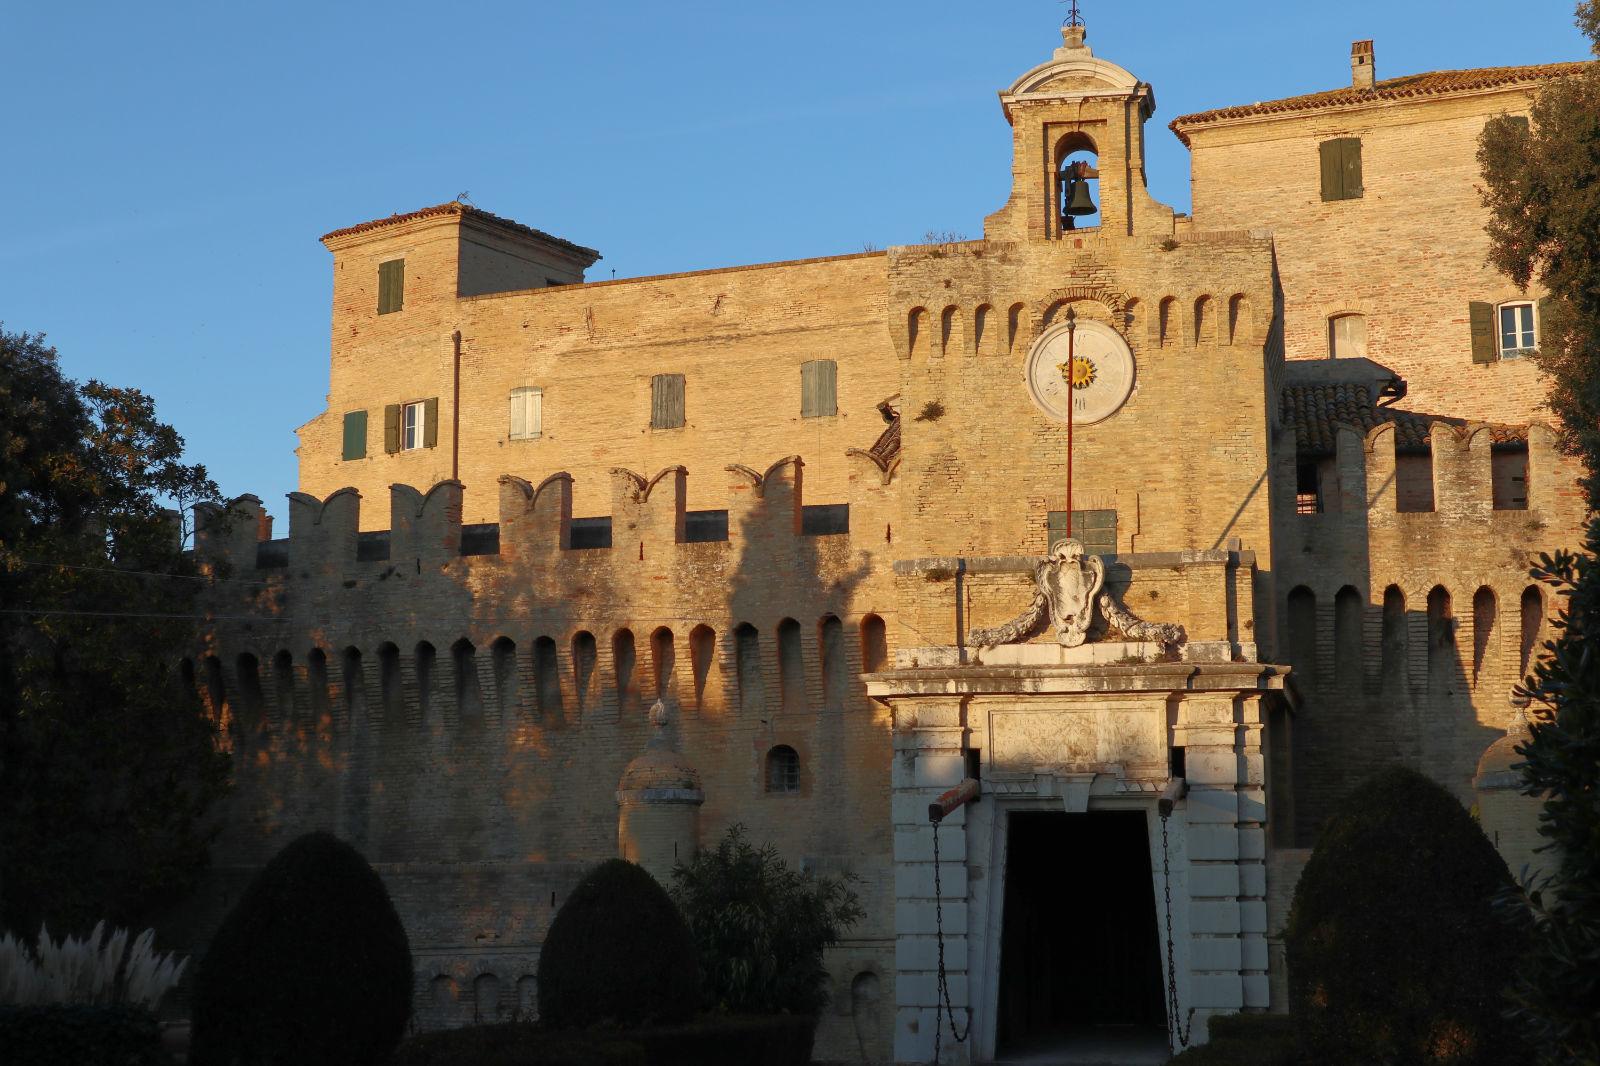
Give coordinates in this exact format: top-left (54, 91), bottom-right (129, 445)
top-left (1160, 811), bottom-right (1195, 1055)
top-left (930, 820), bottom-right (968, 1064)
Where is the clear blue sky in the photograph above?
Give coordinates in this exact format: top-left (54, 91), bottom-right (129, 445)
top-left (2, 1), bottom-right (1590, 519)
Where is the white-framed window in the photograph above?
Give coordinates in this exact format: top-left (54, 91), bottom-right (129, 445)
top-left (1499, 302), bottom-right (1537, 359)
top-left (509, 386), bottom-right (543, 440)
top-left (401, 400), bottom-right (426, 451)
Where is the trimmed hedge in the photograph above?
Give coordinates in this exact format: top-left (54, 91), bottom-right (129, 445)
top-left (537, 859), bottom-right (698, 1030)
top-left (189, 831), bottom-right (413, 1066)
top-left (0, 1003), bottom-right (173, 1066)
top-left (1170, 1013), bottom-right (1298, 1065)
top-left (391, 1024), bottom-right (644, 1066)
top-left (628, 1013), bottom-right (815, 1066)
top-left (1285, 766), bottom-right (1522, 1065)
top-left (389, 1015), bottom-right (814, 1066)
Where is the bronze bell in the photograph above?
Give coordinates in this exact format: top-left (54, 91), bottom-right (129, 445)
top-left (1063, 175), bottom-right (1097, 218)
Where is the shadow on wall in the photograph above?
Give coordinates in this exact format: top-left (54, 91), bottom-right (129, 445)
top-left (1278, 580), bottom-right (1546, 846)
top-left (718, 456), bottom-right (890, 1062)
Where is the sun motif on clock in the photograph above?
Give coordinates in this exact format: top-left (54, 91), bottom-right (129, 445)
top-left (1024, 317), bottom-right (1136, 424)
top-left (1057, 355), bottom-right (1097, 390)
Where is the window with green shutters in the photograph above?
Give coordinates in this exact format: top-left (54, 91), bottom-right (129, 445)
top-left (377, 259), bottom-right (405, 314)
top-left (1047, 509), bottom-right (1117, 555)
top-left (341, 410), bottom-right (368, 461)
top-left (1471, 298), bottom-right (1550, 363)
top-left (651, 374), bottom-right (685, 429)
top-left (1318, 138), bottom-right (1363, 202)
top-left (800, 359), bottom-right (837, 418)
top-left (384, 397), bottom-right (438, 452)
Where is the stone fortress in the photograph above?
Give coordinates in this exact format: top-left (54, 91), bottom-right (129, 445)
top-left (171, 19), bottom-right (1593, 1064)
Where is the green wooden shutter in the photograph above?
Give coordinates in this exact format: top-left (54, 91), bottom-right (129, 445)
top-left (377, 259), bottom-right (404, 314)
top-left (342, 410), bottom-right (368, 460)
top-left (801, 359), bottom-right (838, 418)
top-left (383, 404), bottom-right (401, 453)
top-left (1469, 302), bottom-right (1497, 364)
top-left (1319, 140), bottom-right (1343, 201)
top-left (423, 397), bottom-right (439, 448)
top-left (1536, 295), bottom-right (1555, 351)
top-left (1340, 138), bottom-right (1363, 199)
top-left (652, 374), bottom-right (685, 429)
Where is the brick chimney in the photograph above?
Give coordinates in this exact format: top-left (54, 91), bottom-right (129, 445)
top-left (1351, 40), bottom-right (1376, 89)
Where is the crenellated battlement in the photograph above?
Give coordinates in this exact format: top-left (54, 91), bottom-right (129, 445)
top-left (195, 453), bottom-right (890, 582)
top-left (1273, 416), bottom-right (1582, 538)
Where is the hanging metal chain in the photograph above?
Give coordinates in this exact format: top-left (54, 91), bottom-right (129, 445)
top-left (1160, 811), bottom-right (1195, 1055)
top-left (930, 821), bottom-right (969, 1064)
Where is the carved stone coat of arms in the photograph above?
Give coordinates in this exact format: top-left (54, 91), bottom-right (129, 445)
top-left (969, 539), bottom-right (1185, 650)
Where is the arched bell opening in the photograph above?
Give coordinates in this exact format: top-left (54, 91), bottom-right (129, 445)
top-left (1055, 132), bottom-right (1100, 234)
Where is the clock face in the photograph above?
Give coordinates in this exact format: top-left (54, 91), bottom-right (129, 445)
top-left (1023, 318), bottom-right (1136, 425)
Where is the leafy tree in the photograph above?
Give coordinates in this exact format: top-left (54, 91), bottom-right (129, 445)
top-left (1478, 8), bottom-right (1600, 1062)
top-left (0, 327), bottom-right (229, 936)
top-left (1478, 3), bottom-right (1600, 503)
top-left (671, 825), bottom-right (862, 1016)
top-left (1499, 536), bottom-right (1600, 1065)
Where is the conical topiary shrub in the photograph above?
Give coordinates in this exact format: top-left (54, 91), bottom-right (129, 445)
top-left (189, 832), bottom-right (413, 1066)
top-left (1285, 765), bottom-right (1522, 1065)
top-left (537, 859), bottom-right (698, 1029)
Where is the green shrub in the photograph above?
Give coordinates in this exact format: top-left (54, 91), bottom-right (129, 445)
top-left (189, 831), bottom-right (412, 1066)
top-left (1285, 766), bottom-right (1522, 1065)
top-left (670, 825), bottom-right (861, 1015)
top-left (0, 1003), bottom-right (172, 1066)
top-left (536, 859), bottom-right (698, 1030)
top-left (390, 1023), bottom-right (645, 1066)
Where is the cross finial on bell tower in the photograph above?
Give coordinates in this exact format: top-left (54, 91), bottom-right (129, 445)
top-left (1059, 0), bottom-right (1088, 51)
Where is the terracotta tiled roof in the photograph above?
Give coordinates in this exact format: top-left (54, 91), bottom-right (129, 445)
top-left (1280, 382), bottom-right (1527, 455)
top-left (320, 201), bottom-right (600, 260)
top-left (1170, 61), bottom-right (1591, 143)
top-left (868, 412), bottom-right (901, 466)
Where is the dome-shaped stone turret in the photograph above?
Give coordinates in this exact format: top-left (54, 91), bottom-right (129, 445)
top-left (1474, 701), bottom-right (1533, 792)
top-left (616, 700), bottom-right (704, 882)
top-left (1473, 699), bottom-right (1546, 879)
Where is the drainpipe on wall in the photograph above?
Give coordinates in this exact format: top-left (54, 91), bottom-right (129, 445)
top-left (451, 330), bottom-right (462, 481)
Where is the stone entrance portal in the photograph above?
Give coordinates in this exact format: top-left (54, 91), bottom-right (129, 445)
top-left (997, 811), bottom-right (1164, 1056)
top-left (867, 548), bottom-right (1287, 1063)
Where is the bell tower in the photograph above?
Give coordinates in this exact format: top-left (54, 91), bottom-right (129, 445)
top-left (984, 19), bottom-right (1176, 242)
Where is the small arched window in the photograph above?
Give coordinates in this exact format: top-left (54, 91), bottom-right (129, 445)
top-left (861, 614), bottom-right (888, 674)
top-left (766, 745), bottom-right (801, 794)
top-left (1328, 313), bottom-right (1367, 359)
top-left (570, 631), bottom-right (596, 710)
top-left (378, 642), bottom-right (403, 719)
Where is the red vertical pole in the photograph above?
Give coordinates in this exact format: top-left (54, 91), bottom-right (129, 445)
top-left (1066, 309), bottom-right (1076, 539)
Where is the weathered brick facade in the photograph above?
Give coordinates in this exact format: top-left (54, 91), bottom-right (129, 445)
top-left (173, 24), bottom-right (1591, 1063)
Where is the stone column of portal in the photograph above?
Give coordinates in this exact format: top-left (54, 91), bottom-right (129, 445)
top-left (1235, 695), bottom-right (1270, 1010)
top-left (891, 698), bottom-right (970, 1065)
top-left (1170, 692), bottom-right (1253, 1043)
